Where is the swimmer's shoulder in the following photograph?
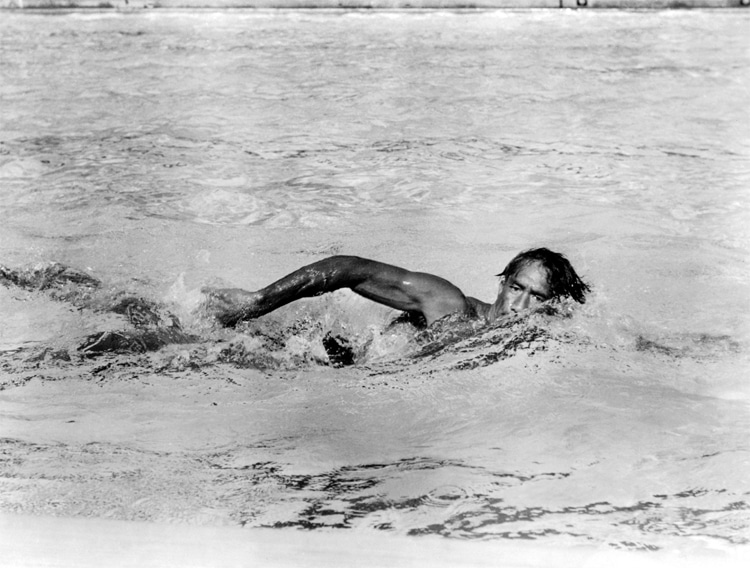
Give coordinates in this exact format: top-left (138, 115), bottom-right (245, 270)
top-left (465, 296), bottom-right (491, 322)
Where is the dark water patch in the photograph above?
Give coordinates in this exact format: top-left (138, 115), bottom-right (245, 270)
top-left (405, 492), bottom-right (749, 545)
top-left (222, 457), bottom-right (749, 544)
top-left (2, 437), bottom-right (747, 544)
top-left (635, 333), bottom-right (741, 360)
top-left (240, 458), bottom-right (473, 530)
top-left (322, 333), bottom-right (355, 367)
top-left (490, 470), bottom-right (571, 485)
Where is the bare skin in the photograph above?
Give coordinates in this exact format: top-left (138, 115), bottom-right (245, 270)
top-left (203, 255), bottom-right (552, 328)
top-left (485, 260), bottom-right (552, 321)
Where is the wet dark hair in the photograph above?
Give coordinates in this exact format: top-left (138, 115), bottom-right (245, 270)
top-left (498, 248), bottom-right (591, 304)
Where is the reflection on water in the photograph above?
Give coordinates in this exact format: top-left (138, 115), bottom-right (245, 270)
top-left (1, 8), bottom-right (749, 554)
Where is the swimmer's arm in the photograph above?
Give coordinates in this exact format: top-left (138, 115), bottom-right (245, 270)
top-left (205, 255), bottom-right (471, 327)
top-left (348, 257), bottom-right (471, 325)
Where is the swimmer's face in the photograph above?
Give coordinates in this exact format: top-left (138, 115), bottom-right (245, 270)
top-left (493, 262), bottom-right (552, 318)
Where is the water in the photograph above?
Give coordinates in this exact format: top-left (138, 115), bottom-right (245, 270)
top-left (0, 8), bottom-right (749, 555)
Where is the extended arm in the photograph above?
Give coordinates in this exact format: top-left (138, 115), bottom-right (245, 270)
top-left (204, 255), bottom-right (471, 327)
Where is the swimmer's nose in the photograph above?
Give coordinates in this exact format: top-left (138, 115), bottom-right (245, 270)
top-left (510, 293), bottom-right (531, 312)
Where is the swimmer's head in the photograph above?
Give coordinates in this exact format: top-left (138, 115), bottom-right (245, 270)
top-left (496, 248), bottom-right (590, 310)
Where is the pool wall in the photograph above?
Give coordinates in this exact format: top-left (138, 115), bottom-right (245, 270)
top-left (1, 0), bottom-right (746, 10)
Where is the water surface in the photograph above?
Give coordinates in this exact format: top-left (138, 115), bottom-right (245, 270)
top-left (0, 8), bottom-right (749, 554)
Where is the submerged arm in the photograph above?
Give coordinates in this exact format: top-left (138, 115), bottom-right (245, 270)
top-left (204, 255), bottom-right (470, 327)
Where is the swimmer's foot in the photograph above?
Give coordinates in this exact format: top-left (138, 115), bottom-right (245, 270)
top-left (201, 287), bottom-right (257, 327)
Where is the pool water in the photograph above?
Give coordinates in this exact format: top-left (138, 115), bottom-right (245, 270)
top-left (0, 8), bottom-right (749, 554)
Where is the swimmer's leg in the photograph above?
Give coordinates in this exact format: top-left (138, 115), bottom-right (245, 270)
top-left (77, 294), bottom-right (198, 355)
top-left (77, 294), bottom-right (197, 356)
top-left (1, 262), bottom-right (174, 327)
top-left (2, 261), bottom-right (196, 354)
top-left (78, 326), bottom-right (197, 356)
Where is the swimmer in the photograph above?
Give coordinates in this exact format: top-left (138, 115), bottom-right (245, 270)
top-left (204, 248), bottom-right (590, 328)
top-left (1, 249), bottom-right (589, 357)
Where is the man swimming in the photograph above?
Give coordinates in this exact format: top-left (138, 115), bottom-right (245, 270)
top-left (204, 248), bottom-right (590, 328)
top-left (0, 248), bottom-right (588, 358)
